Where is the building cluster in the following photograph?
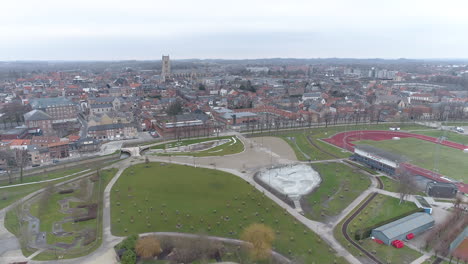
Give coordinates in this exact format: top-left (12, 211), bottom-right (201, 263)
top-left (1, 57), bottom-right (468, 169)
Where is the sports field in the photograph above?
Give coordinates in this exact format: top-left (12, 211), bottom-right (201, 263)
top-left (275, 124), bottom-right (427, 161)
top-left (110, 162), bottom-right (347, 263)
top-left (411, 130), bottom-right (468, 145)
top-left (355, 138), bottom-right (468, 183)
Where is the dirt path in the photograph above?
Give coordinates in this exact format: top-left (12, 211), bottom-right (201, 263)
top-left (250, 136), bottom-right (298, 161)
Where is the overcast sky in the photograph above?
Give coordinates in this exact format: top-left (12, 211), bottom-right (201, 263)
top-left (1, 0), bottom-right (468, 60)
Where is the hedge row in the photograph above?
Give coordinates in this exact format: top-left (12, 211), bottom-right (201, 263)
top-left (58, 189), bottom-right (74, 194)
top-left (74, 203), bottom-right (98, 222)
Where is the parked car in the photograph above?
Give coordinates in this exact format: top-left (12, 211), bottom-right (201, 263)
top-left (32, 164), bottom-right (40, 167)
top-left (53, 160), bottom-right (60, 164)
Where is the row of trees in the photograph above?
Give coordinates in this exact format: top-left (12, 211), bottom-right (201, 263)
top-left (0, 101), bottom-right (30, 128)
top-left (424, 209), bottom-right (468, 261)
top-left (0, 149), bottom-right (29, 184)
top-left (117, 223), bottom-right (277, 263)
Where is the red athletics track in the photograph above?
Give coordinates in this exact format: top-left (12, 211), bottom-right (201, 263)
top-left (322, 130), bottom-right (467, 152)
top-left (323, 130), bottom-right (468, 193)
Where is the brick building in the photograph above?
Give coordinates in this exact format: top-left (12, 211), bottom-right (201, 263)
top-left (24, 109), bottom-right (54, 135)
top-left (30, 97), bottom-right (78, 123)
top-left (87, 123), bottom-right (137, 140)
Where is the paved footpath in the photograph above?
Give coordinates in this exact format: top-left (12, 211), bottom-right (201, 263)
top-left (2, 136), bottom-right (364, 264)
top-left (410, 252), bottom-right (432, 264)
top-left (147, 151), bottom-right (362, 264)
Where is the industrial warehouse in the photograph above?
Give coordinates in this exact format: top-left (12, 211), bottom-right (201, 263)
top-left (371, 212), bottom-right (435, 246)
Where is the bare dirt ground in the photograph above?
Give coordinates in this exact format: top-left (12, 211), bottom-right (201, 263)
top-left (250, 136), bottom-right (298, 161)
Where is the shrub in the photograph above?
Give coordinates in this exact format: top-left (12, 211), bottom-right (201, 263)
top-left (241, 223), bottom-right (275, 261)
top-left (116, 234), bottom-right (139, 251)
top-left (58, 189), bottom-right (74, 194)
top-left (135, 235), bottom-right (162, 259)
top-left (121, 249), bottom-right (136, 264)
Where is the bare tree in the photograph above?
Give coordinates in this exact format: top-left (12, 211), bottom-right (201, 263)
top-left (396, 168), bottom-right (416, 204)
top-left (0, 150), bottom-right (16, 184)
top-left (15, 149), bottom-right (29, 183)
top-left (323, 112), bottom-right (332, 128)
top-left (168, 235), bottom-right (222, 263)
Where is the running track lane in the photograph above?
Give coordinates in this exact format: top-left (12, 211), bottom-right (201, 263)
top-left (341, 192), bottom-right (384, 264)
top-left (323, 130), bottom-right (468, 193)
top-left (322, 130), bottom-right (467, 152)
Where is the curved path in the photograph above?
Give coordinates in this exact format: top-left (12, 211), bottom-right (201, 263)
top-left (341, 192), bottom-right (383, 264)
top-left (139, 232), bottom-right (291, 263)
top-left (0, 169), bottom-right (91, 190)
top-left (323, 130), bottom-right (467, 151)
top-left (3, 135), bottom-right (362, 264)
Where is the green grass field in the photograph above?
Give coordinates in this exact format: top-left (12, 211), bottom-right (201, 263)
top-left (111, 162), bottom-right (347, 263)
top-left (301, 162), bottom-right (371, 222)
top-left (0, 158), bottom-right (122, 210)
top-left (33, 168), bottom-right (118, 261)
top-left (355, 138), bottom-right (468, 183)
top-left (334, 194), bottom-right (421, 264)
top-left (411, 130), bottom-right (468, 145)
top-left (380, 176), bottom-right (400, 193)
top-left (5, 168), bottom-right (118, 261)
top-left (0, 167), bottom-right (87, 187)
top-left (154, 136), bottom-right (244, 157)
top-left (275, 124), bottom-right (428, 161)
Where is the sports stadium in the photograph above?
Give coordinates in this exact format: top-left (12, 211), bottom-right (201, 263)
top-left (323, 130), bottom-right (468, 195)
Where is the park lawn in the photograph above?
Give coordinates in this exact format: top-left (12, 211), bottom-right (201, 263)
top-left (0, 173), bottom-right (86, 211)
top-left (355, 138), bottom-right (468, 183)
top-left (277, 123), bottom-right (428, 161)
top-left (31, 168), bottom-right (118, 261)
top-left (4, 209), bottom-right (37, 257)
top-left (381, 176), bottom-right (400, 193)
top-left (411, 130), bottom-right (468, 145)
top-left (279, 133), bottom-right (311, 161)
top-left (150, 136), bottom-right (233, 150)
top-left (347, 194), bottom-right (418, 235)
top-left (0, 157), bottom-right (124, 211)
top-left (302, 162), bottom-right (371, 222)
top-left (333, 194), bottom-right (421, 264)
top-left (189, 136), bottom-right (244, 157)
top-left (156, 136), bottom-right (244, 157)
top-left (359, 239), bottom-right (422, 264)
top-left (111, 162), bottom-right (348, 264)
top-left (0, 167), bottom-right (88, 187)
top-left (29, 190), bottom-right (76, 245)
top-left (445, 121), bottom-right (468, 126)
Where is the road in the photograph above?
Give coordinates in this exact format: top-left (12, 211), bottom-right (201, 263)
top-left (78, 113), bottom-right (88, 139)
